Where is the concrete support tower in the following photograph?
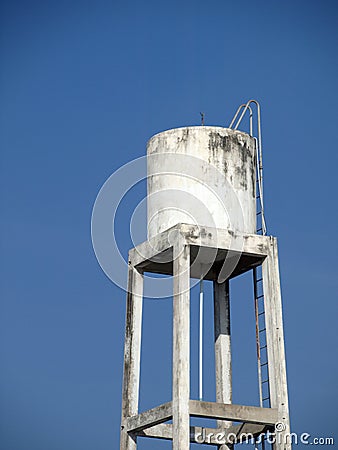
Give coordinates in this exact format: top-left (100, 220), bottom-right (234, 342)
top-left (120, 122), bottom-right (291, 450)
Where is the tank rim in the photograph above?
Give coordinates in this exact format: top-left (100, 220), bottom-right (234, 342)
top-left (147, 125), bottom-right (252, 143)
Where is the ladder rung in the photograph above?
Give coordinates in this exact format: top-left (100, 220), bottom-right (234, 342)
top-left (256, 294), bottom-right (264, 299)
top-left (258, 311), bottom-right (265, 316)
top-left (259, 328), bottom-right (266, 333)
top-left (260, 345), bottom-right (267, 350)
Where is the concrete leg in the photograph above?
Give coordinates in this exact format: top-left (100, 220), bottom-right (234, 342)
top-left (172, 239), bottom-right (190, 450)
top-left (120, 263), bottom-right (143, 450)
top-left (262, 237), bottom-right (291, 450)
top-left (214, 280), bottom-right (232, 450)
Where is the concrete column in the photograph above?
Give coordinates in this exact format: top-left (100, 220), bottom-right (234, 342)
top-left (262, 237), bottom-right (291, 450)
top-left (172, 239), bottom-right (190, 450)
top-left (120, 262), bottom-right (143, 450)
top-left (214, 280), bottom-right (232, 450)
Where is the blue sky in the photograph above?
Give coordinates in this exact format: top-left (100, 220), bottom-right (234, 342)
top-left (1, 0), bottom-right (338, 449)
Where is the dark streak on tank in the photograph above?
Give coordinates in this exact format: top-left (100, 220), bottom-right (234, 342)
top-left (208, 132), bottom-right (231, 155)
top-left (176, 128), bottom-right (190, 147)
top-left (235, 166), bottom-right (248, 190)
top-left (206, 131), bottom-right (256, 193)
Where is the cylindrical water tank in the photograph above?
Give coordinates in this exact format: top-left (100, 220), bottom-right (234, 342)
top-left (147, 126), bottom-right (256, 239)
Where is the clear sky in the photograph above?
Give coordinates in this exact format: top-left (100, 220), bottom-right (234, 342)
top-left (1, 1), bottom-right (338, 449)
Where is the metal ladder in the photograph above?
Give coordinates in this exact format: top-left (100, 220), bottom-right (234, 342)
top-left (229, 101), bottom-right (271, 447)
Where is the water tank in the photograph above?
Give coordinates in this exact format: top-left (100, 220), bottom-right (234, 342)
top-left (147, 126), bottom-right (256, 239)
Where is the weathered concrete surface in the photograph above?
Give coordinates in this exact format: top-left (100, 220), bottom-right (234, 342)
top-left (189, 400), bottom-right (278, 425)
top-left (120, 226), bottom-right (291, 450)
top-left (130, 222), bottom-right (268, 266)
top-left (262, 237), bottom-right (291, 450)
top-left (120, 266), bottom-right (143, 450)
top-left (129, 222), bottom-right (268, 280)
top-left (147, 126), bottom-right (256, 240)
top-left (126, 401), bottom-right (172, 433)
top-left (136, 422), bottom-right (271, 445)
top-left (214, 281), bottom-right (232, 427)
top-left (172, 238), bottom-right (190, 450)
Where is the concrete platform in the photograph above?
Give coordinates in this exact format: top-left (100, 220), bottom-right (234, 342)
top-left (130, 222), bottom-right (269, 280)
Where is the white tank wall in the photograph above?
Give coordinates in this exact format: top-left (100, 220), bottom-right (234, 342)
top-left (147, 126), bottom-right (256, 239)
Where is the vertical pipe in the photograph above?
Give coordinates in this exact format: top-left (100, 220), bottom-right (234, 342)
top-left (199, 279), bottom-right (204, 401)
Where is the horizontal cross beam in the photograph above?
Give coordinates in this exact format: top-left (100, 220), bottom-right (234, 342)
top-left (126, 402), bottom-right (172, 433)
top-left (126, 400), bottom-right (277, 435)
top-left (136, 422), bottom-right (271, 445)
top-left (190, 400), bottom-right (278, 425)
